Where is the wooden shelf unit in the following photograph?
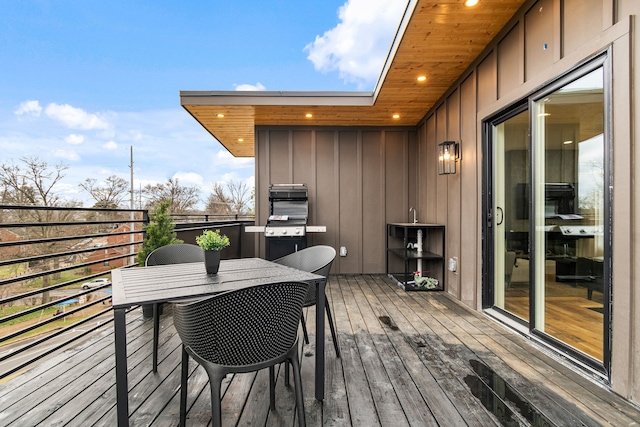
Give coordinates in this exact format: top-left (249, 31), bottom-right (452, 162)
top-left (386, 223), bottom-right (445, 291)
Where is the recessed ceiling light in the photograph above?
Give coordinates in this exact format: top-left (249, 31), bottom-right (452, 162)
top-left (465, 0), bottom-right (479, 6)
top-left (305, 113), bottom-right (313, 118)
top-left (392, 114), bottom-right (400, 119)
top-left (217, 113), bottom-right (224, 118)
top-left (563, 140), bottom-right (573, 145)
top-left (238, 138), bottom-right (244, 142)
top-left (417, 75), bottom-right (427, 82)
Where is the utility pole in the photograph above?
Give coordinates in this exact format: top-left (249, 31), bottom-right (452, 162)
top-left (129, 146), bottom-right (135, 265)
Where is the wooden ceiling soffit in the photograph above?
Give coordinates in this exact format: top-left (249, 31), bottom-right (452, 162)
top-left (181, 92), bottom-right (374, 157)
top-left (181, 0), bottom-right (527, 157)
top-left (183, 105), bottom-right (256, 157)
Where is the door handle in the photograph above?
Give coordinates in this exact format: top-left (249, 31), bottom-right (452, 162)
top-left (496, 207), bottom-right (504, 226)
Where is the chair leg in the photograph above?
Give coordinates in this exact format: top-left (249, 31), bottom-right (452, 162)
top-left (180, 346), bottom-right (189, 427)
top-left (285, 361), bottom-right (290, 386)
top-left (209, 376), bottom-right (223, 427)
top-left (269, 365), bottom-right (276, 410)
top-left (290, 354), bottom-right (306, 427)
top-left (153, 303), bottom-right (160, 372)
top-left (300, 313), bottom-right (310, 344)
top-left (325, 300), bottom-right (341, 358)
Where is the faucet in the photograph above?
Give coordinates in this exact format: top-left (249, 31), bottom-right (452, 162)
top-left (409, 207), bottom-right (417, 224)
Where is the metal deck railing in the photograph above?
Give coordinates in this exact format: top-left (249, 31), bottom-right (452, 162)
top-left (0, 204), bottom-right (254, 379)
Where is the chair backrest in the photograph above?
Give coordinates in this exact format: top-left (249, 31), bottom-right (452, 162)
top-left (145, 243), bottom-right (204, 266)
top-left (173, 281), bottom-right (309, 367)
top-left (272, 245), bottom-right (336, 278)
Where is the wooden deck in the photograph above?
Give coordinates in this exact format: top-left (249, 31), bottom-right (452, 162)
top-left (1, 274), bottom-right (639, 426)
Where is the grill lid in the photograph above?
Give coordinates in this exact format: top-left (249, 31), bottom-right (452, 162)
top-left (268, 184), bottom-right (308, 224)
top-left (268, 183), bottom-right (308, 201)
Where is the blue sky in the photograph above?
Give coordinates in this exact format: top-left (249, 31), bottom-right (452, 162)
top-left (0, 0), bottom-right (407, 208)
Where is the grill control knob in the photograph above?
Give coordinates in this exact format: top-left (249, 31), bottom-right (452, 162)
top-left (295, 229), bottom-right (301, 235)
top-left (282, 230), bottom-right (287, 235)
top-left (267, 230), bottom-right (274, 235)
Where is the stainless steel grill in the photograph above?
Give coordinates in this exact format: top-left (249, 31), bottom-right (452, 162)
top-left (264, 184), bottom-right (309, 259)
top-left (265, 184), bottom-right (308, 236)
top-left (245, 184), bottom-right (326, 260)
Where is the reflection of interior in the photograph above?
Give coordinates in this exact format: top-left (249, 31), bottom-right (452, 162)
top-left (504, 179), bottom-right (605, 360)
top-left (508, 182), bottom-right (604, 301)
top-left (501, 87), bottom-right (605, 361)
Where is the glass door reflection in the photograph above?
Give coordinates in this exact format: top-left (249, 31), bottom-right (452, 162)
top-left (532, 67), bottom-right (605, 361)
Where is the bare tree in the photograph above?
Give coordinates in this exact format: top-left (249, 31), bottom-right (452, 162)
top-left (205, 183), bottom-right (233, 214)
top-left (205, 180), bottom-right (253, 215)
top-left (142, 178), bottom-right (200, 213)
top-left (0, 157), bottom-right (68, 206)
top-left (0, 157), bottom-right (78, 302)
top-left (79, 175), bottom-right (129, 208)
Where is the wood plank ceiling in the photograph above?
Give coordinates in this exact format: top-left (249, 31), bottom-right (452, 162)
top-left (181, 0), bottom-right (527, 157)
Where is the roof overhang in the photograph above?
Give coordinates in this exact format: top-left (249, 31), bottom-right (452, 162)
top-left (181, 0), bottom-right (527, 157)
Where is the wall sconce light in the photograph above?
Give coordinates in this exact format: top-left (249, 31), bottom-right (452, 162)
top-left (438, 141), bottom-right (460, 175)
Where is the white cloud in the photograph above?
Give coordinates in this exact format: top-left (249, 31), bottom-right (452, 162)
top-left (45, 103), bottom-right (110, 130)
top-left (216, 173), bottom-right (254, 187)
top-left (0, 105), bottom-right (255, 209)
top-left (128, 129), bottom-right (145, 141)
top-left (15, 100), bottom-right (42, 117)
top-left (172, 171), bottom-right (204, 187)
top-left (53, 149), bottom-right (80, 161)
top-left (304, 0), bottom-right (407, 87)
top-left (65, 134), bottom-right (85, 145)
top-left (103, 141), bottom-right (118, 150)
top-left (215, 150), bottom-right (254, 169)
top-left (234, 82), bottom-right (267, 91)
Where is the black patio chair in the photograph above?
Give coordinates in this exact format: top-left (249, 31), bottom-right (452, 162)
top-left (173, 281), bottom-right (309, 427)
top-left (273, 245), bottom-right (340, 358)
top-left (145, 243), bottom-right (204, 372)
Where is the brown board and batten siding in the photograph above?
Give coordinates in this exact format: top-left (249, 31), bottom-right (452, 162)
top-left (410, 0), bottom-right (640, 405)
top-left (254, 127), bottom-right (416, 275)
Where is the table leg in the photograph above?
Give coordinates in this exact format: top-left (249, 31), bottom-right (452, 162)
top-left (114, 307), bottom-right (129, 427)
top-left (315, 278), bottom-right (325, 401)
top-left (153, 303), bottom-right (159, 372)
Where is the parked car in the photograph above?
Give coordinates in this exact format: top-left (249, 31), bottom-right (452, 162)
top-left (81, 278), bottom-right (111, 289)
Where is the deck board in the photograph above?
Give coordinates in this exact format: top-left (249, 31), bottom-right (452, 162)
top-left (1, 274), bottom-right (639, 426)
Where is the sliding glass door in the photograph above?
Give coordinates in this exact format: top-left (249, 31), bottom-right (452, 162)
top-left (531, 65), bottom-right (607, 361)
top-left (486, 56), bottom-right (610, 368)
top-left (490, 109), bottom-right (530, 322)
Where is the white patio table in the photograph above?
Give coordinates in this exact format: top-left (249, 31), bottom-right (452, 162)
top-left (111, 257), bottom-right (326, 427)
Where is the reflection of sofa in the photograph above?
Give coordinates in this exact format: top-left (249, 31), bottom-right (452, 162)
top-left (508, 258), bottom-right (558, 285)
top-left (510, 257), bottom-right (529, 284)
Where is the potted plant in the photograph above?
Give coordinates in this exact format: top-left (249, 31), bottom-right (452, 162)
top-left (196, 229), bottom-right (230, 274)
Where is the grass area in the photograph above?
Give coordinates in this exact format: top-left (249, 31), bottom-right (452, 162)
top-left (22, 268), bottom-right (93, 289)
top-left (0, 302), bottom-right (107, 347)
top-left (1, 264), bottom-right (111, 291)
top-left (0, 305), bottom-right (59, 326)
top-left (0, 262), bottom-right (113, 346)
top-left (0, 263), bottom-right (27, 279)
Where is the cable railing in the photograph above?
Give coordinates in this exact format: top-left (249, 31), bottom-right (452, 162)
top-left (0, 204), bottom-right (254, 379)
